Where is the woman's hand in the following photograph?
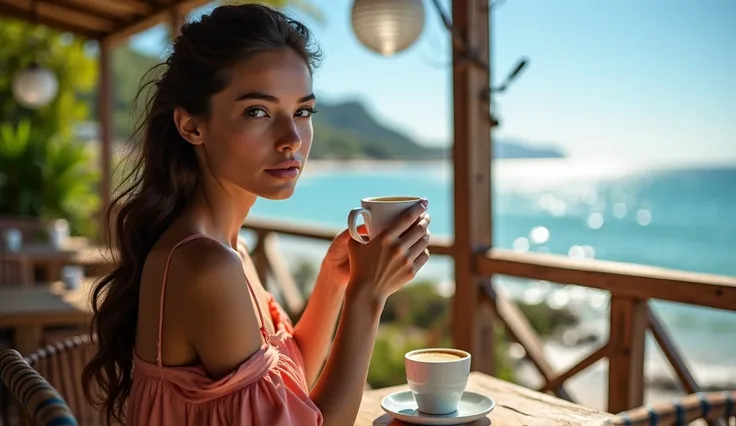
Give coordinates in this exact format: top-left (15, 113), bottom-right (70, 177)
top-left (318, 226), bottom-right (362, 290)
top-left (346, 199), bottom-right (431, 303)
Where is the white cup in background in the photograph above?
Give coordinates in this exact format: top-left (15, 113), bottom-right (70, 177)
top-left (61, 265), bottom-right (84, 290)
top-left (3, 228), bottom-right (22, 252)
top-left (49, 218), bottom-right (70, 249)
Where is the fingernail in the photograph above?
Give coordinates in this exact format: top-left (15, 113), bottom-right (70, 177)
top-left (420, 198), bottom-right (428, 208)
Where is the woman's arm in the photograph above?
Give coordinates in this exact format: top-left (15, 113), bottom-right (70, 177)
top-left (308, 284), bottom-right (384, 425)
top-left (309, 201), bottom-right (431, 426)
top-left (292, 268), bottom-right (345, 387)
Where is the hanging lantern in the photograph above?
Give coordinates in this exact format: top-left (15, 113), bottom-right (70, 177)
top-left (351, 0), bottom-right (426, 56)
top-left (12, 63), bottom-right (59, 109)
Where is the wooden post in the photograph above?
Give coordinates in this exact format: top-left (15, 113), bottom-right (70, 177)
top-left (98, 40), bottom-right (113, 243)
top-left (450, 0), bottom-right (494, 374)
top-left (250, 231), bottom-right (271, 285)
top-left (607, 296), bottom-right (647, 413)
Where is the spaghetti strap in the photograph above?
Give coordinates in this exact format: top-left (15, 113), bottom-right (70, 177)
top-left (156, 234), bottom-right (270, 379)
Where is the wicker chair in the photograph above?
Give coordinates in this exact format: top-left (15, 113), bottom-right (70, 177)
top-left (0, 349), bottom-right (77, 426)
top-left (603, 391), bottom-right (735, 425)
top-left (23, 335), bottom-right (103, 426)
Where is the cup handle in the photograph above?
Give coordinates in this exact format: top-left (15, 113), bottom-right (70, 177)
top-left (347, 207), bottom-right (371, 244)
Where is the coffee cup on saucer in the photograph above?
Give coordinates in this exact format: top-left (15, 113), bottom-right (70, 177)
top-left (404, 348), bottom-right (471, 415)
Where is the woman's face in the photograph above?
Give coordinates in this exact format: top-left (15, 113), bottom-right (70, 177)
top-left (199, 48), bottom-right (315, 200)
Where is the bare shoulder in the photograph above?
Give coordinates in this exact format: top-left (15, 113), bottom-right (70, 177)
top-left (167, 237), bottom-right (265, 379)
top-left (168, 237), bottom-right (243, 295)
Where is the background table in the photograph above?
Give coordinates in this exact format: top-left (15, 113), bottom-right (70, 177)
top-left (0, 279), bottom-right (93, 354)
top-left (357, 371), bottom-right (613, 425)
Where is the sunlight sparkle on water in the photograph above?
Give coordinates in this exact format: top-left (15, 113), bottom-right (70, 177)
top-left (587, 212), bottom-right (605, 229)
top-left (568, 245), bottom-right (596, 259)
top-left (529, 226), bottom-right (550, 244)
top-left (589, 291), bottom-right (610, 311)
top-left (513, 237), bottom-right (530, 252)
top-left (613, 202), bottom-right (628, 218)
top-left (636, 209), bottom-right (652, 226)
top-left (538, 194), bottom-right (566, 216)
top-left (548, 289), bottom-right (571, 309)
top-left (523, 287), bottom-right (546, 305)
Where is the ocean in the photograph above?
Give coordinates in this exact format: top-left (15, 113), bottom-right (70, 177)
top-left (245, 158), bottom-right (736, 392)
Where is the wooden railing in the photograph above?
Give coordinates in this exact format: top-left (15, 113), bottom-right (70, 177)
top-left (241, 217), bottom-right (736, 414)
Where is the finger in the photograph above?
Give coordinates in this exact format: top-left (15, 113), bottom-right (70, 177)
top-left (381, 199), bottom-right (428, 241)
top-left (401, 212), bottom-right (432, 238)
top-left (335, 227), bottom-right (352, 242)
top-left (406, 232), bottom-right (430, 261)
top-left (412, 249), bottom-right (430, 274)
top-left (399, 218), bottom-right (430, 252)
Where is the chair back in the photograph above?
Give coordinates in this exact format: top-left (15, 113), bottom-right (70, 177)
top-left (604, 390), bottom-right (735, 425)
top-left (0, 349), bottom-right (77, 426)
top-left (24, 335), bottom-right (104, 426)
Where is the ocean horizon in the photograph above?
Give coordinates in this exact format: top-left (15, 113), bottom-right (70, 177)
top-left (242, 158), bottom-right (736, 391)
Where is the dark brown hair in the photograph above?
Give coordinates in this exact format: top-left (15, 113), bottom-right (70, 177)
top-left (81, 4), bottom-right (321, 424)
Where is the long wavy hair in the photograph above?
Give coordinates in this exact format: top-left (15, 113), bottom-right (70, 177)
top-left (81, 4), bottom-right (321, 424)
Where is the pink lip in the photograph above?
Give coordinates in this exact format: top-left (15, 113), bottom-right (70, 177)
top-left (266, 159), bottom-right (302, 171)
top-left (264, 159), bottom-right (302, 180)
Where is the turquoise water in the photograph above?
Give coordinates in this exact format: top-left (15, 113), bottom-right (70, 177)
top-left (248, 159), bottom-right (736, 383)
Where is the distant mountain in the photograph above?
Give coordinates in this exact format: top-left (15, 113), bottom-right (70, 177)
top-left (312, 100), bottom-right (566, 160)
top-left (311, 101), bottom-right (446, 160)
top-left (493, 138), bottom-right (566, 159)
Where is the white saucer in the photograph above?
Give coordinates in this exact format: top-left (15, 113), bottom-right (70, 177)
top-left (380, 390), bottom-right (495, 425)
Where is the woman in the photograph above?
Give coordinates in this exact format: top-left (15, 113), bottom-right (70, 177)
top-left (82, 4), bottom-right (431, 426)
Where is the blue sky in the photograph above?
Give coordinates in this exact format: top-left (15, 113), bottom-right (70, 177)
top-left (129, 0), bottom-right (735, 164)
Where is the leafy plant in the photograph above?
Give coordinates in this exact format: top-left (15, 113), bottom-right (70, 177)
top-left (0, 120), bottom-right (99, 237)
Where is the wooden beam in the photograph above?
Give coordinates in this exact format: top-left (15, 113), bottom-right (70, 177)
top-left (450, 0), bottom-right (493, 373)
top-left (607, 296), bottom-right (647, 413)
top-left (73, 0), bottom-right (153, 16)
top-left (262, 233), bottom-right (305, 316)
top-left (98, 40), bottom-right (113, 242)
top-left (0, 1), bottom-right (101, 38)
top-left (37, 1), bottom-right (118, 32)
top-left (541, 343), bottom-right (610, 393)
top-left (102, 0), bottom-right (210, 46)
top-left (647, 307), bottom-right (699, 394)
top-left (475, 249), bottom-right (736, 311)
top-left (250, 231), bottom-right (271, 285)
top-left (40, 0), bottom-right (130, 24)
top-left (481, 286), bottom-right (573, 400)
top-left (242, 217), bottom-right (455, 256)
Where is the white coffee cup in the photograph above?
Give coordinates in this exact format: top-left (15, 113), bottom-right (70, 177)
top-left (405, 348), bottom-right (471, 415)
top-left (48, 218), bottom-right (70, 249)
top-left (61, 265), bottom-right (84, 290)
top-left (3, 228), bottom-right (22, 252)
top-left (347, 196), bottom-right (424, 243)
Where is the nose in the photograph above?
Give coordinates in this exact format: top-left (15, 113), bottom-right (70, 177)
top-left (275, 117), bottom-right (302, 152)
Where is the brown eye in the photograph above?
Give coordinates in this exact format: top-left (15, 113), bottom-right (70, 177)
top-left (244, 107), bottom-right (268, 118)
top-left (295, 107), bottom-right (317, 118)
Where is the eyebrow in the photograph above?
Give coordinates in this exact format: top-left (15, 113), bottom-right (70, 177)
top-left (235, 92), bottom-right (316, 103)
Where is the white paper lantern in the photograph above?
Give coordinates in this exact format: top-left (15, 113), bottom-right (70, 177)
top-left (351, 0), bottom-right (426, 56)
top-left (12, 64), bottom-right (59, 109)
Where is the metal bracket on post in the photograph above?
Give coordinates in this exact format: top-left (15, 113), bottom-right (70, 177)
top-left (428, 0), bottom-right (490, 72)
top-left (428, 0), bottom-right (526, 133)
